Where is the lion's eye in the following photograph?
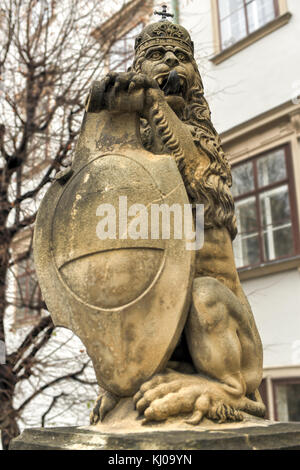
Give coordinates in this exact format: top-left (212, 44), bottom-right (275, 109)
top-left (150, 51), bottom-right (163, 60)
top-left (176, 52), bottom-right (188, 62)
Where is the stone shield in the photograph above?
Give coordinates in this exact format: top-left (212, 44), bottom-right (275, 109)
top-left (34, 143), bottom-right (195, 397)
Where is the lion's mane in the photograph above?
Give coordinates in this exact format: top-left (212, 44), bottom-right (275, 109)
top-left (133, 52), bottom-right (237, 240)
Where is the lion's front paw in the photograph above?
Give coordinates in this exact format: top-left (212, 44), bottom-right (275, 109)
top-left (86, 72), bottom-right (160, 114)
top-left (133, 370), bottom-right (244, 425)
top-left (90, 390), bottom-right (118, 425)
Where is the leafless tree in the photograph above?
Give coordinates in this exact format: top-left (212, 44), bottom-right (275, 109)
top-left (0, 0), bottom-right (141, 450)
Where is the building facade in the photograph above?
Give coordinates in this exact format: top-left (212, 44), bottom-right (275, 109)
top-left (179, 0), bottom-right (300, 421)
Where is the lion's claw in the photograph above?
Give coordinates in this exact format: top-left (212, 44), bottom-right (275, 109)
top-left (90, 391), bottom-right (118, 424)
top-left (133, 370), bottom-right (245, 425)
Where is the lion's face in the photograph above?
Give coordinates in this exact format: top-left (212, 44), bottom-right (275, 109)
top-left (135, 43), bottom-right (236, 239)
top-left (139, 45), bottom-right (196, 101)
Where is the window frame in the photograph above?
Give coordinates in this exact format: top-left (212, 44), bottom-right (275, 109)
top-left (272, 377), bottom-right (300, 421)
top-left (216, 0), bottom-right (280, 52)
top-left (232, 144), bottom-right (300, 270)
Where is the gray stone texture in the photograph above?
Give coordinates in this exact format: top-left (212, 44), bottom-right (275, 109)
top-left (10, 421), bottom-right (300, 450)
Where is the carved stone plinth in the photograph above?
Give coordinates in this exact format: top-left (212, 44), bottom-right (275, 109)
top-left (10, 420), bottom-right (300, 450)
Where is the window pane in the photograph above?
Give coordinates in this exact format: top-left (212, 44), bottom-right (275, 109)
top-left (109, 23), bottom-right (143, 72)
top-left (246, 0), bottom-right (276, 34)
top-left (233, 197), bottom-right (260, 267)
top-left (275, 383), bottom-right (300, 421)
top-left (17, 258), bottom-right (29, 276)
top-left (260, 185), bottom-right (293, 260)
top-left (236, 196), bottom-right (258, 233)
top-left (220, 8), bottom-right (247, 49)
top-left (231, 161), bottom-right (255, 197)
top-left (260, 185), bottom-right (291, 227)
top-left (15, 252), bottom-right (41, 322)
top-left (218, 0), bottom-right (244, 20)
top-left (16, 275), bottom-right (27, 305)
top-left (233, 234), bottom-right (260, 268)
top-left (16, 307), bottom-right (29, 322)
top-left (257, 149), bottom-right (286, 188)
top-left (263, 225), bottom-right (293, 260)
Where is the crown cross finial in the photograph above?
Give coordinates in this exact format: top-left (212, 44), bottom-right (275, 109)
top-left (154, 4), bottom-right (174, 21)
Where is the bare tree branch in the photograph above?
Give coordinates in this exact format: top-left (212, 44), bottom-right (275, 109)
top-left (16, 362), bottom-right (89, 413)
top-left (41, 392), bottom-right (66, 427)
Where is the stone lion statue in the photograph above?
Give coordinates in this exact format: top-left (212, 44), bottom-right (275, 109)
top-left (90, 20), bottom-right (265, 425)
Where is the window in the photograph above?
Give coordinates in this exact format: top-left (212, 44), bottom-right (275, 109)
top-left (108, 22), bottom-right (144, 72)
top-left (259, 377), bottom-right (300, 422)
top-left (273, 379), bottom-right (300, 421)
top-left (15, 253), bottom-right (41, 324)
top-left (218, 0), bottom-right (278, 50)
top-left (232, 146), bottom-right (299, 269)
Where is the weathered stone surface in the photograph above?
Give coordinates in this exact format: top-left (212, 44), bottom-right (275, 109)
top-left (33, 14), bottom-right (266, 427)
top-left (34, 112), bottom-right (195, 398)
top-left (10, 421), bottom-right (300, 450)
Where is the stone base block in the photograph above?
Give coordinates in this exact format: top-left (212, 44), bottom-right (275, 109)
top-left (10, 421), bottom-right (300, 450)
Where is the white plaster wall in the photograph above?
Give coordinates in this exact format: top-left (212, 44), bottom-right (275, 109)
top-left (242, 269), bottom-right (300, 368)
top-left (180, 0), bottom-right (300, 132)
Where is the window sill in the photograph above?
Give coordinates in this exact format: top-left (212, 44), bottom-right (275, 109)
top-left (210, 12), bottom-right (292, 66)
top-left (238, 254), bottom-right (300, 281)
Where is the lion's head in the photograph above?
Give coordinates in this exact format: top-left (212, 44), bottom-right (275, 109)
top-left (132, 22), bottom-right (237, 239)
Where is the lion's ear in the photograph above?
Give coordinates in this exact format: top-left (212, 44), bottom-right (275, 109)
top-left (127, 66), bottom-right (132, 72)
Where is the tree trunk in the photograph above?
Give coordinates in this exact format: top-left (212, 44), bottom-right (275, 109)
top-left (0, 222), bottom-right (18, 450)
top-left (0, 364), bottom-right (19, 450)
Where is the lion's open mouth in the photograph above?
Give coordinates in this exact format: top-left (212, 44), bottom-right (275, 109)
top-left (155, 71), bottom-right (187, 98)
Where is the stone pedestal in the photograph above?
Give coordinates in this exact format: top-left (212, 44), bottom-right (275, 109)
top-left (10, 420), bottom-right (300, 450)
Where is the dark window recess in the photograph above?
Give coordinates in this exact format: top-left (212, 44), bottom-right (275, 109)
top-left (217, 0), bottom-right (279, 50)
top-left (15, 253), bottom-right (42, 324)
top-left (273, 379), bottom-right (300, 422)
top-left (231, 146), bottom-right (299, 269)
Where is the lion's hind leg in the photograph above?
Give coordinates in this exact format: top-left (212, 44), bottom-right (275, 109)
top-left (185, 276), bottom-right (265, 419)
